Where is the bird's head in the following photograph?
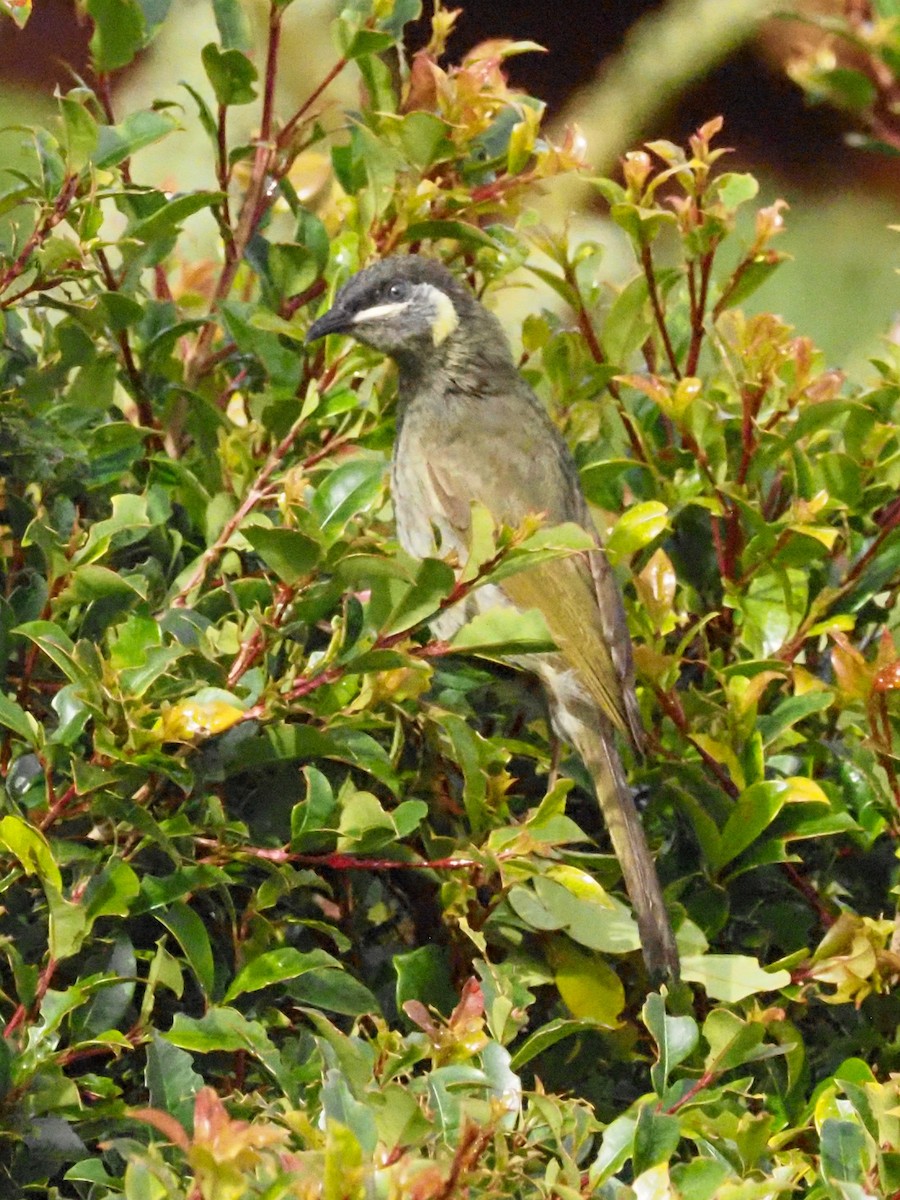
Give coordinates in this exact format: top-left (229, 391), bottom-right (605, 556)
top-left (305, 256), bottom-right (474, 364)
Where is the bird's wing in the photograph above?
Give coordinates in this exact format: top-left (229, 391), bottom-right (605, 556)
top-left (424, 443), bottom-right (637, 744)
top-left (500, 556), bottom-right (634, 742)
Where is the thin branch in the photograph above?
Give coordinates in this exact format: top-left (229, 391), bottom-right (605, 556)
top-left (275, 53), bottom-right (352, 152)
top-left (96, 248), bottom-right (156, 431)
top-left (4, 956), bottom-right (57, 1039)
top-left (653, 685), bottom-right (739, 798)
top-left (640, 243), bottom-right (681, 379)
top-left (193, 838), bottom-right (492, 873)
top-left (685, 249), bottom-right (714, 376)
top-left (0, 174), bottom-right (79, 303)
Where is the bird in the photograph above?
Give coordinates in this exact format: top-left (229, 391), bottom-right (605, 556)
top-left (305, 254), bottom-right (679, 981)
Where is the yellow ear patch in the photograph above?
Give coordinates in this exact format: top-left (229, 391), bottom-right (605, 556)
top-left (425, 285), bottom-right (459, 345)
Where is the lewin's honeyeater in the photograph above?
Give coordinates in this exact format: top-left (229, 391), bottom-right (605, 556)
top-left (306, 254), bottom-right (679, 980)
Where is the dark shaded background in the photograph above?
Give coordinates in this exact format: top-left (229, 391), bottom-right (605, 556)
top-left (2, 0), bottom-right (891, 191)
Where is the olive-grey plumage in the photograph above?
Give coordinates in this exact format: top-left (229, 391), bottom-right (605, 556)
top-left (307, 254), bottom-right (679, 980)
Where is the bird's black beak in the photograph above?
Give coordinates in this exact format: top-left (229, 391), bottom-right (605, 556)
top-left (305, 304), bottom-right (352, 345)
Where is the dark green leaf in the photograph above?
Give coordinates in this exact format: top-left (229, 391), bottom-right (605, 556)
top-left (243, 525), bottom-right (320, 584)
top-left (87, 0), bottom-right (145, 71)
top-left (201, 43), bottom-right (258, 106)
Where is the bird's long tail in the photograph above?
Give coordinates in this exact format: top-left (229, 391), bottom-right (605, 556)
top-left (573, 722), bottom-right (680, 981)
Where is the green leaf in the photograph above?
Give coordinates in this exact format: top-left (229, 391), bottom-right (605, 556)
top-left (757, 691), bottom-right (834, 744)
top-left (736, 567), bottom-right (808, 659)
top-left (145, 1032), bottom-right (202, 1129)
top-left (59, 97), bottom-right (98, 171)
top-left (719, 252), bottom-right (787, 310)
top-left (58, 563), bottom-right (145, 605)
top-left (287, 968), bottom-right (379, 1017)
top-left (509, 1017), bottom-right (605, 1070)
top-left (310, 456), bottom-right (387, 541)
top-left (129, 191), bottom-right (225, 243)
top-left (711, 780), bottom-right (790, 872)
top-left (684, 955), bottom-right (791, 1003)
top-left (822, 67), bottom-right (878, 112)
top-left (552, 943), bottom-right (625, 1027)
top-left (92, 108), bottom-right (180, 169)
top-left (211, 0), bottom-right (251, 48)
top-left (47, 884), bottom-right (90, 960)
top-left (339, 27), bottom-right (395, 60)
top-left (228, 725), bottom-right (400, 794)
top-left (155, 902), bottom-right (216, 999)
top-left (593, 1114), bottom-right (637, 1183)
top-left (450, 605), bottom-right (557, 656)
top-left (381, 556), bottom-right (455, 635)
top-left (603, 275), bottom-right (653, 366)
top-left (395, 944), bottom-right (456, 1017)
top-left (87, 0), bottom-right (145, 70)
top-left (670, 1158), bottom-right (731, 1200)
top-left (321, 1067), bottom-right (378, 1156)
top-left (201, 43), bottom-right (258, 106)
top-left (14, 621), bottom-right (86, 684)
top-left (290, 766), bottom-right (337, 852)
top-left (0, 0), bottom-right (31, 27)
top-left (702, 1007), bottom-right (779, 1075)
top-left (507, 885), bottom-right (566, 932)
top-left (715, 171), bottom-right (759, 208)
top-left (243, 525), bottom-right (320, 584)
top-left (820, 1118), bottom-right (867, 1184)
top-left (400, 220), bottom-right (505, 251)
top-left (165, 1008), bottom-right (292, 1091)
top-left (85, 861), bottom-right (140, 920)
top-left (0, 814), bottom-right (61, 890)
top-left (224, 947), bottom-right (341, 1003)
top-left (606, 501), bottom-right (669, 559)
top-left (642, 991), bottom-right (699, 1096)
top-left (632, 1104), bottom-right (681, 1177)
top-left (398, 112), bottom-right (452, 168)
top-left (0, 693), bottom-right (36, 742)
top-left (532, 874), bottom-right (641, 955)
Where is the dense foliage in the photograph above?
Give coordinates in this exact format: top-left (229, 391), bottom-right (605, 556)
top-left (0, 0), bottom-right (898, 1196)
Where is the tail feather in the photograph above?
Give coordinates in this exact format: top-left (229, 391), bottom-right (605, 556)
top-left (574, 722), bottom-right (680, 981)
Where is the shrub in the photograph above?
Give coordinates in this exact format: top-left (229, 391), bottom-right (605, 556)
top-left (0, 1), bottom-right (898, 1196)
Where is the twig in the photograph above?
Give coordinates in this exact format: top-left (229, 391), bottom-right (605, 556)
top-left (193, 838), bottom-right (490, 872)
top-left (275, 53), bottom-right (353, 152)
top-left (653, 685), bottom-right (739, 798)
top-left (0, 174), bottom-right (79, 304)
top-left (685, 249), bottom-right (714, 375)
top-left (640, 243), bottom-right (681, 379)
top-left (96, 248), bottom-right (156, 431)
top-left (4, 955), bottom-right (57, 1038)
top-left (168, 405), bottom-right (309, 608)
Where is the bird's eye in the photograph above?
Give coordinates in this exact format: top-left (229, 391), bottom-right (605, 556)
top-left (387, 282), bottom-right (406, 300)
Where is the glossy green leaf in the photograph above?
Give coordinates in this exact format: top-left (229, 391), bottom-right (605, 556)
top-left (224, 947), bottom-right (340, 1002)
top-left (0, 814), bottom-right (61, 889)
top-left (633, 1105), bottom-right (681, 1177)
top-left (450, 605), bottom-right (557, 655)
top-left (684, 955), bottom-right (791, 1003)
top-left (643, 991), bottom-right (700, 1096)
top-left (155, 903), bottom-right (216, 999)
top-left (606, 501), bottom-right (669, 559)
top-left (0, 693), bottom-right (36, 742)
top-left (552, 943), bottom-right (625, 1026)
top-left (310, 456), bottom-right (387, 541)
top-left (243, 524), bottom-right (320, 583)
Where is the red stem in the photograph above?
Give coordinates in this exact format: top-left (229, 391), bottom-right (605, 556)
top-left (0, 174), bottom-right (79, 303)
top-left (4, 956), bottom-right (57, 1038)
top-left (640, 243), bottom-right (681, 380)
